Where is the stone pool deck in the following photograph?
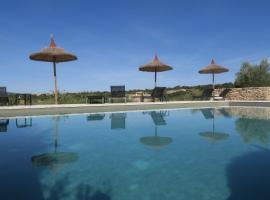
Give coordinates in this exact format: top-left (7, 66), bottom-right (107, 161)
top-left (1, 100), bottom-right (270, 118)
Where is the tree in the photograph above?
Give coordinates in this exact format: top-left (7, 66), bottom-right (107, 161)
top-left (235, 59), bottom-right (270, 87)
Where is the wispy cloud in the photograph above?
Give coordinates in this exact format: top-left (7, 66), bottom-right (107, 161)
top-left (132, 25), bottom-right (177, 47)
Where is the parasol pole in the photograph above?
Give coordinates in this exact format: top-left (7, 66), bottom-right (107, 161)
top-left (53, 61), bottom-right (58, 104)
top-left (212, 72), bottom-right (215, 90)
top-left (154, 68), bottom-right (157, 87)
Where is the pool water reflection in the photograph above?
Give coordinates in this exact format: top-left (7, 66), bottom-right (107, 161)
top-left (0, 107), bottom-right (270, 200)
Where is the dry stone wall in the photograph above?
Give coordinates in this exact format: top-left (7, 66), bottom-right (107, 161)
top-left (213, 87), bottom-right (270, 101)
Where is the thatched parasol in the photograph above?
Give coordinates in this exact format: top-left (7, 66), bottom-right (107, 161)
top-left (198, 59), bottom-right (229, 89)
top-left (29, 35), bottom-right (77, 104)
top-left (139, 54), bottom-right (173, 87)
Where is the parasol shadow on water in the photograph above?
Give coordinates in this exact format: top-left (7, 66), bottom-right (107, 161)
top-left (31, 116), bottom-right (79, 172)
top-left (29, 35), bottom-right (77, 104)
top-left (140, 111), bottom-right (173, 149)
top-left (199, 108), bottom-right (230, 143)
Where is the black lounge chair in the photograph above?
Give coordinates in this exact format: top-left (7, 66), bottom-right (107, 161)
top-left (219, 88), bottom-right (231, 99)
top-left (0, 119), bottom-right (9, 132)
top-left (150, 87), bottom-right (167, 102)
top-left (86, 95), bottom-right (105, 104)
top-left (142, 87), bottom-right (167, 102)
top-left (109, 85), bottom-right (127, 103)
top-left (212, 88), bottom-right (232, 101)
top-left (193, 88), bottom-right (213, 100)
top-left (0, 87), bottom-right (9, 106)
top-left (15, 93), bottom-right (32, 105)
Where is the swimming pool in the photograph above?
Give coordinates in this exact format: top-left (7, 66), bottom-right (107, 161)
top-left (0, 107), bottom-right (270, 200)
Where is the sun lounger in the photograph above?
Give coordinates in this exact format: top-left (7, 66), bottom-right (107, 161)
top-left (109, 85), bottom-right (127, 103)
top-left (212, 88), bottom-right (231, 101)
top-left (143, 87), bottom-right (167, 102)
top-left (152, 87), bottom-right (167, 102)
top-left (193, 88), bottom-right (213, 100)
top-left (0, 87), bottom-right (9, 106)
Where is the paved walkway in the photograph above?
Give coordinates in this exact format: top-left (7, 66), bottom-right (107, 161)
top-left (1, 100), bottom-right (270, 118)
top-left (0, 101), bottom-right (228, 118)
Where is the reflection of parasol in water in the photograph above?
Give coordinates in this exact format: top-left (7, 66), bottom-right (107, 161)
top-left (140, 111), bottom-right (173, 149)
top-left (31, 116), bottom-right (78, 172)
top-left (199, 108), bottom-right (229, 142)
top-left (140, 127), bottom-right (173, 149)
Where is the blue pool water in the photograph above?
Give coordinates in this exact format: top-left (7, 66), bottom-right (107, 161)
top-left (1, 107), bottom-right (270, 200)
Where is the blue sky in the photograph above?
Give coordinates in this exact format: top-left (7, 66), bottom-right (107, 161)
top-left (1, 0), bottom-right (270, 93)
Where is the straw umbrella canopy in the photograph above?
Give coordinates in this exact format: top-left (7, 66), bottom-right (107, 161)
top-left (29, 36), bottom-right (77, 104)
top-left (139, 54), bottom-right (173, 87)
top-left (198, 59), bottom-right (229, 89)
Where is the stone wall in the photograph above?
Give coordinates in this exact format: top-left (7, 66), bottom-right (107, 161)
top-left (213, 87), bottom-right (270, 101)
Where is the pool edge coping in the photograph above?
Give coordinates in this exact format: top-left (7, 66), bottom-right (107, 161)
top-left (1, 101), bottom-right (270, 118)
